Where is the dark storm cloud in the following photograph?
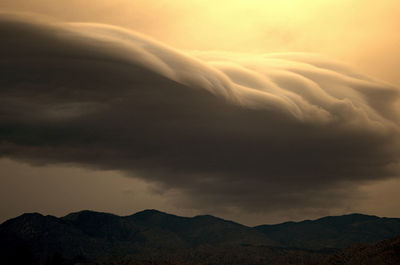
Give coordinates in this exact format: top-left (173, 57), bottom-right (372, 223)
top-left (1, 14), bottom-right (399, 213)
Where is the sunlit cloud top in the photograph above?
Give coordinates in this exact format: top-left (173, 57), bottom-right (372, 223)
top-left (1, 0), bottom-right (399, 86)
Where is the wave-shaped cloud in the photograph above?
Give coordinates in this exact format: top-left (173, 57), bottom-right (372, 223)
top-left (1, 14), bottom-right (399, 213)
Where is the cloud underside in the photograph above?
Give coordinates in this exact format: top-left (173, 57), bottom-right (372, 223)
top-left (0, 14), bottom-right (399, 213)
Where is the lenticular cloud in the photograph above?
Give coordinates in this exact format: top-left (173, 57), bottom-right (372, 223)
top-left (0, 14), bottom-right (399, 213)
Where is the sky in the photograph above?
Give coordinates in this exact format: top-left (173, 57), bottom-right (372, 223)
top-left (0, 0), bottom-right (399, 226)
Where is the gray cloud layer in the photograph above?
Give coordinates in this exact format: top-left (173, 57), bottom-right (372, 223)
top-left (1, 14), bottom-right (399, 214)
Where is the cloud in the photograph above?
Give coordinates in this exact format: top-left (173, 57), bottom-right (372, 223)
top-left (0, 14), bottom-right (399, 214)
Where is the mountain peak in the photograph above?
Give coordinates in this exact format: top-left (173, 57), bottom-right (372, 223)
top-left (133, 209), bottom-right (167, 216)
top-left (0, 212), bottom-right (44, 227)
top-left (18, 212), bottom-right (45, 219)
top-left (62, 210), bottom-right (120, 225)
top-left (314, 213), bottom-right (380, 226)
top-left (317, 213), bottom-right (379, 220)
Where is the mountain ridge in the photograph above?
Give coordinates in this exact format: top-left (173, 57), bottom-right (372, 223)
top-left (2, 209), bottom-right (388, 226)
top-left (1, 209), bottom-right (400, 264)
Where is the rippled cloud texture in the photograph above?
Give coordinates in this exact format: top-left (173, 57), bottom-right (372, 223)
top-left (1, 14), bottom-right (399, 214)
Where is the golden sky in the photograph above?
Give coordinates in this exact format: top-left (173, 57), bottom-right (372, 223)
top-left (2, 0), bottom-right (400, 86)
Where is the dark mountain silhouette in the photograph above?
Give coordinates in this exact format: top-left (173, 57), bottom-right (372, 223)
top-left (0, 209), bottom-right (275, 263)
top-left (256, 213), bottom-right (400, 250)
top-left (1, 210), bottom-right (400, 264)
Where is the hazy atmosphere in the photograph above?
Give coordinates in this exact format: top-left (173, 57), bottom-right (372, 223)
top-left (1, 0), bottom-right (400, 226)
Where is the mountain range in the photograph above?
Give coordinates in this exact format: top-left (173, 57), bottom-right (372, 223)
top-left (1, 210), bottom-right (400, 264)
